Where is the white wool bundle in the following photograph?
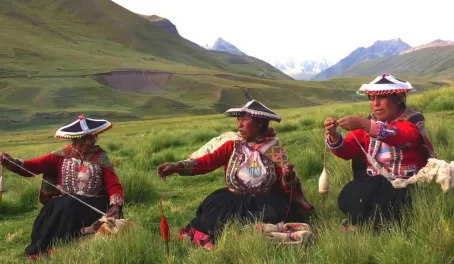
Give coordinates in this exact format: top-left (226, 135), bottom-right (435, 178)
top-left (265, 230), bottom-right (313, 244)
top-left (392, 158), bottom-right (454, 192)
top-left (95, 216), bottom-right (134, 236)
top-left (243, 221), bottom-right (313, 245)
top-left (189, 131), bottom-right (241, 159)
top-left (318, 168), bottom-right (329, 195)
top-left (318, 147), bottom-right (330, 195)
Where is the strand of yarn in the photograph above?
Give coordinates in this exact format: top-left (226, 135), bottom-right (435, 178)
top-left (351, 134), bottom-right (393, 179)
top-left (4, 157), bottom-right (106, 216)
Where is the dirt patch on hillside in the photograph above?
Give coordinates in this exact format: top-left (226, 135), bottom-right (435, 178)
top-left (92, 71), bottom-right (173, 93)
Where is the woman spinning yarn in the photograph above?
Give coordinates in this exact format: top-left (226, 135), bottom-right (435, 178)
top-left (0, 115), bottom-right (124, 260)
top-left (158, 100), bottom-right (314, 249)
top-left (324, 74), bottom-right (437, 230)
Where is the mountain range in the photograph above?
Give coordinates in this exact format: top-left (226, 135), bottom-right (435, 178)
top-left (313, 38), bottom-right (454, 80)
top-left (203, 38), bottom-right (337, 80)
top-left (0, 0), bottom-right (453, 129)
top-left (203, 37), bottom-right (453, 82)
top-left (272, 58), bottom-right (337, 80)
top-left (311, 38), bottom-right (412, 81)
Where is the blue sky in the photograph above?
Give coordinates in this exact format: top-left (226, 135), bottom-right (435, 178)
top-left (112, 0), bottom-right (454, 63)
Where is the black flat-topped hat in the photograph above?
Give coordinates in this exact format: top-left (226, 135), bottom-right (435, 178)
top-left (224, 100), bottom-right (281, 122)
top-left (54, 114), bottom-right (112, 139)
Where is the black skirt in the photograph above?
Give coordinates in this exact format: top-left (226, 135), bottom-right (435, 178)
top-left (25, 194), bottom-right (109, 256)
top-left (185, 188), bottom-right (290, 243)
top-left (338, 175), bottom-right (412, 229)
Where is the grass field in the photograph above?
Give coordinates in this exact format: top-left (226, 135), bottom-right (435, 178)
top-left (2, 87), bottom-right (454, 263)
top-left (1, 73), bottom-right (449, 131)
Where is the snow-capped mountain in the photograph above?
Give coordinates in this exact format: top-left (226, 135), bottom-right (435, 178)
top-left (205, 37), bottom-right (246, 55)
top-left (203, 37), bottom-right (336, 80)
top-left (272, 58), bottom-right (337, 80)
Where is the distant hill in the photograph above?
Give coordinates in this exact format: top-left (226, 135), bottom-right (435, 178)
top-left (0, 0), bottom-right (288, 79)
top-left (331, 46), bottom-right (454, 80)
top-left (312, 38), bottom-right (411, 81)
top-left (401, 39), bottom-right (454, 54)
top-left (142, 15), bottom-right (179, 35)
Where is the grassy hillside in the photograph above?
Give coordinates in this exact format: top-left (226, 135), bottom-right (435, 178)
top-left (327, 46), bottom-right (454, 81)
top-left (2, 0), bottom-right (454, 132)
top-left (2, 87), bottom-right (454, 263)
top-left (0, 0), bottom-right (288, 79)
top-left (0, 73), bottom-right (449, 131)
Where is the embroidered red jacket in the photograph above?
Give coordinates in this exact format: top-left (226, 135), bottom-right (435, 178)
top-left (327, 108), bottom-right (436, 179)
top-left (15, 153), bottom-right (124, 206)
top-left (178, 139), bottom-right (314, 211)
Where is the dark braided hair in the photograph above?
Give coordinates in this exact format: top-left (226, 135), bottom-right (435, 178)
top-left (252, 118), bottom-right (270, 133)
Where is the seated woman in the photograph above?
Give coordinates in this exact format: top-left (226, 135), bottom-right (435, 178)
top-left (158, 100), bottom-right (314, 248)
top-left (0, 114), bottom-right (124, 260)
top-left (324, 74), bottom-right (437, 230)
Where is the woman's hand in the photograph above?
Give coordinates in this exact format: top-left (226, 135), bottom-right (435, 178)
top-left (324, 117), bottom-right (338, 135)
top-left (282, 163), bottom-right (295, 180)
top-left (106, 205), bottom-right (120, 219)
top-left (0, 153), bottom-right (18, 171)
top-left (337, 116), bottom-right (371, 132)
top-left (324, 117), bottom-right (340, 143)
top-left (157, 162), bottom-right (182, 179)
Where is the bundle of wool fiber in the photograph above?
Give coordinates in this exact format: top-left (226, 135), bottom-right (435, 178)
top-left (95, 216), bottom-right (134, 236)
top-left (392, 158), bottom-right (454, 192)
top-left (189, 131), bottom-right (241, 159)
top-left (243, 222), bottom-right (313, 245)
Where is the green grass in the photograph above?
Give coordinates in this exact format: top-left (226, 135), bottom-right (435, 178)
top-left (2, 87), bottom-right (454, 263)
top-left (1, 73), bottom-right (450, 131)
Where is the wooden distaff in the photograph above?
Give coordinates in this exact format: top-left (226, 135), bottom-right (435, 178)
top-left (0, 166), bottom-right (5, 201)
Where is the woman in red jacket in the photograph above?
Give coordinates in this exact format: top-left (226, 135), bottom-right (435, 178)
top-left (324, 74), bottom-right (437, 230)
top-left (158, 100), bottom-right (314, 249)
top-left (0, 114), bottom-right (124, 259)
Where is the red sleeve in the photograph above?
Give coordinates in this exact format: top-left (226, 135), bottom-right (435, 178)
top-left (102, 167), bottom-right (125, 206)
top-left (178, 140), bottom-right (234, 176)
top-left (326, 129), bottom-right (365, 160)
top-left (368, 119), bottom-right (421, 147)
top-left (17, 154), bottom-right (59, 177)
